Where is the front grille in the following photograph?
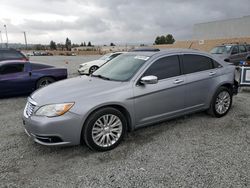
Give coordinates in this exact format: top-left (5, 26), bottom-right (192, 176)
top-left (25, 100), bottom-right (36, 117)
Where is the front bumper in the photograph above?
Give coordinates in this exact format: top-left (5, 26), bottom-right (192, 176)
top-left (22, 111), bottom-right (83, 146)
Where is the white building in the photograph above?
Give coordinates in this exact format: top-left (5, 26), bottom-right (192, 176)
top-left (193, 15), bottom-right (250, 40)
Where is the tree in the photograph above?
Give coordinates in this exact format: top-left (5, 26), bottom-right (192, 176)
top-left (49, 40), bottom-right (57, 50)
top-left (110, 42), bottom-right (115, 46)
top-left (154, 34), bottom-right (175, 45)
top-left (154, 36), bottom-right (161, 45)
top-left (57, 43), bottom-right (64, 50)
top-left (72, 43), bottom-right (80, 48)
top-left (87, 41), bottom-right (92, 47)
top-left (83, 42), bottom-right (86, 46)
top-left (65, 37), bottom-right (72, 51)
top-left (34, 44), bottom-right (46, 50)
top-left (165, 34), bottom-right (175, 44)
top-left (80, 42), bottom-right (84, 46)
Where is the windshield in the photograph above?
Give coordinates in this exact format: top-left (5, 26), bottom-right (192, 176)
top-left (210, 46), bottom-right (231, 54)
top-left (92, 54), bottom-right (149, 81)
top-left (99, 53), bottom-right (112, 60)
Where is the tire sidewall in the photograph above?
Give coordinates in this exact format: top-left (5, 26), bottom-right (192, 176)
top-left (83, 107), bottom-right (127, 151)
top-left (36, 77), bottom-right (55, 89)
top-left (89, 66), bottom-right (98, 74)
top-left (211, 87), bottom-right (232, 118)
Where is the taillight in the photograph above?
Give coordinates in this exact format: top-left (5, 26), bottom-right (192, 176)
top-left (21, 58), bottom-right (29, 61)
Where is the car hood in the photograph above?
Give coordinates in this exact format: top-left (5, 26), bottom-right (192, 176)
top-left (80, 59), bottom-right (106, 67)
top-left (31, 76), bottom-right (127, 105)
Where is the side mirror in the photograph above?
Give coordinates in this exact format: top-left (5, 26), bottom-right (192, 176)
top-left (140, 75), bottom-right (158, 85)
top-left (224, 58), bottom-right (230, 62)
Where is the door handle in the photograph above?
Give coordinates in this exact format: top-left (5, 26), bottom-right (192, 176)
top-left (173, 79), bottom-right (184, 84)
top-left (209, 71), bottom-right (216, 76)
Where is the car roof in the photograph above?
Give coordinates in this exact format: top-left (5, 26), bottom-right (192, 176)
top-left (126, 48), bottom-right (207, 57)
top-left (111, 52), bottom-right (127, 54)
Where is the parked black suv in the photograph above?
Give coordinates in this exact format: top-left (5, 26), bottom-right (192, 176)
top-left (210, 43), bottom-right (250, 65)
top-left (0, 48), bottom-right (28, 61)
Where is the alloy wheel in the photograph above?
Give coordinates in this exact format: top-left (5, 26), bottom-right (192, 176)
top-left (215, 91), bottom-right (231, 114)
top-left (91, 114), bottom-right (123, 147)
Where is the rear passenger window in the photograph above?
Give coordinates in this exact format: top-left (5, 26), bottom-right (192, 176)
top-left (143, 55), bottom-right (180, 80)
top-left (239, 45), bottom-right (247, 53)
top-left (182, 54), bottom-right (213, 74)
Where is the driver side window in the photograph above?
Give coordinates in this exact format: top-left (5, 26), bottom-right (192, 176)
top-left (0, 63), bottom-right (24, 75)
top-left (231, 46), bottom-right (239, 55)
top-left (143, 55), bottom-right (181, 80)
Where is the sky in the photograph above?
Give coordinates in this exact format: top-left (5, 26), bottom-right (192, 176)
top-left (0, 0), bottom-right (250, 45)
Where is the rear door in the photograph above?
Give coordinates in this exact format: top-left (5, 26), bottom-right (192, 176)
top-left (180, 54), bottom-right (221, 110)
top-left (0, 63), bottom-right (31, 96)
top-left (133, 55), bottom-right (186, 126)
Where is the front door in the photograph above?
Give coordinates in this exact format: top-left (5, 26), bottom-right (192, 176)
top-left (0, 63), bottom-right (31, 97)
top-left (133, 55), bottom-right (186, 127)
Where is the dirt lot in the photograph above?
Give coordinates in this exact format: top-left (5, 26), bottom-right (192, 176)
top-left (0, 56), bottom-right (249, 187)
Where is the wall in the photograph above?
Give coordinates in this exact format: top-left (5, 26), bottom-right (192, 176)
top-left (193, 15), bottom-right (250, 40)
top-left (153, 37), bottom-right (250, 52)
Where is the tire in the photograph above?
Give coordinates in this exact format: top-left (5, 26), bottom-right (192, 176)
top-left (36, 77), bottom-right (55, 89)
top-left (89, 66), bottom-right (99, 74)
top-left (208, 86), bottom-right (233, 118)
top-left (83, 107), bottom-right (127, 151)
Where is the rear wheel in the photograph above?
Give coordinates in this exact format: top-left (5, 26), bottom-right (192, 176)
top-left (82, 107), bottom-right (127, 151)
top-left (89, 66), bottom-right (99, 74)
top-left (208, 86), bottom-right (232, 117)
top-left (36, 77), bottom-right (55, 89)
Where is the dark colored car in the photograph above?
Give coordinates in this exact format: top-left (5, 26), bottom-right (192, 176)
top-left (210, 43), bottom-right (250, 65)
top-left (0, 60), bottom-right (67, 97)
top-left (0, 48), bottom-right (28, 61)
top-left (131, 47), bottom-right (160, 52)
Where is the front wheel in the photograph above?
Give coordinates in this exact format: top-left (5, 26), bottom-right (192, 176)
top-left (208, 87), bottom-right (232, 118)
top-left (36, 77), bottom-right (55, 89)
top-left (89, 66), bottom-right (99, 74)
top-left (82, 107), bottom-right (127, 151)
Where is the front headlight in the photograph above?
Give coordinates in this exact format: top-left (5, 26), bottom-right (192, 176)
top-left (79, 64), bottom-right (86, 69)
top-left (35, 103), bottom-right (74, 117)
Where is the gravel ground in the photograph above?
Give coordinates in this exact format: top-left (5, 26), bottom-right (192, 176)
top-left (0, 56), bottom-right (249, 187)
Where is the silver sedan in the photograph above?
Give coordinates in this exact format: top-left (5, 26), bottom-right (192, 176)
top-left (23, 49), bottom-right (237, 151)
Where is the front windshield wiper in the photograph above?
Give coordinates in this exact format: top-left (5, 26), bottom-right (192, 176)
top-left (91, 74), bottom-right (110, 80)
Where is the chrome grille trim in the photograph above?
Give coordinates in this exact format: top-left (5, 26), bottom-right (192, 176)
top-left (24, 98), bottom-right (37, 118)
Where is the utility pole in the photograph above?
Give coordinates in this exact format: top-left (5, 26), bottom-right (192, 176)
top-left (23, 31), bottom-right (28, 50)
top-left (4, 25), bottom-right (8, 48)
top-left (0, 31), bottom-right (3, 48)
